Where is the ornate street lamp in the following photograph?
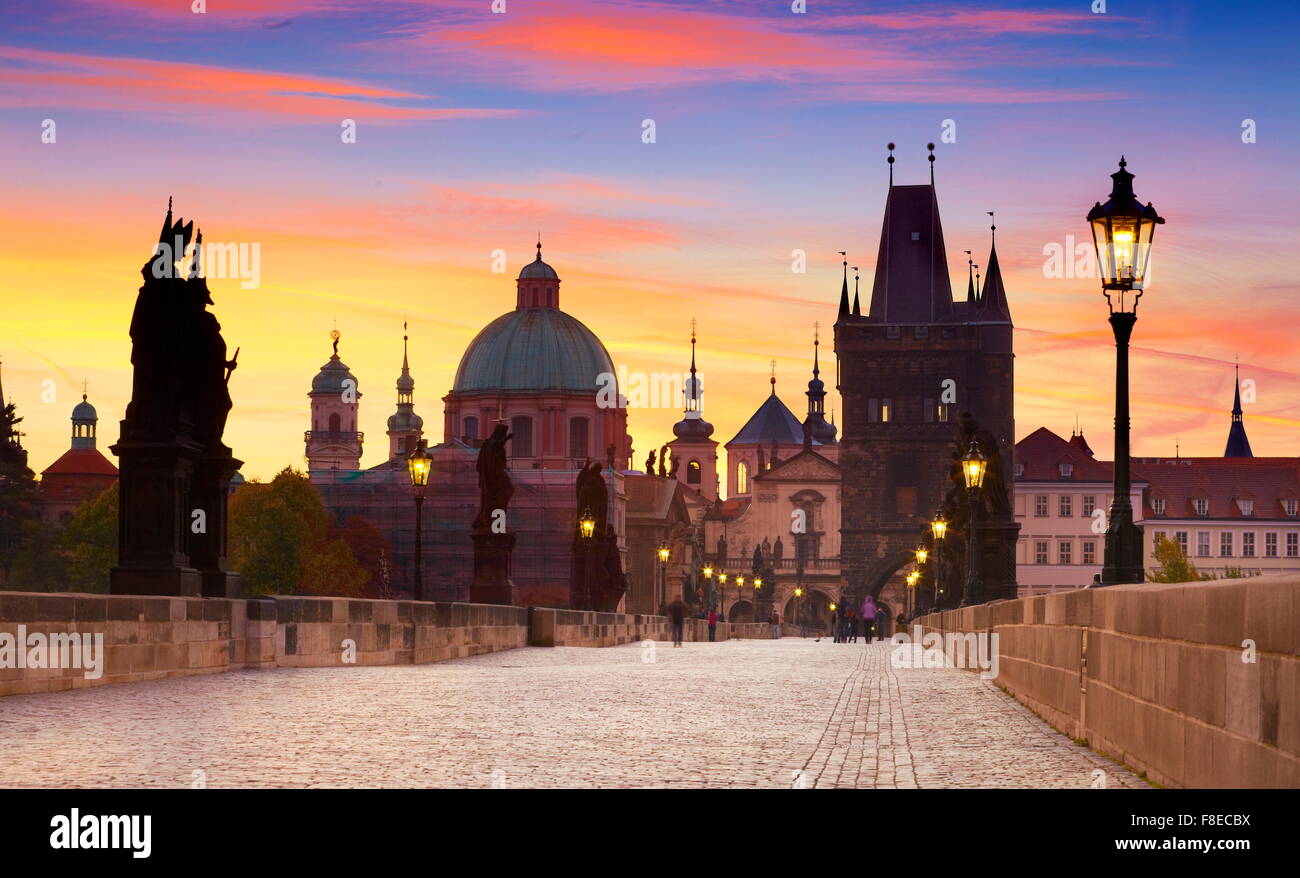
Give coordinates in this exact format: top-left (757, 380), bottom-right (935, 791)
top-left (578, 507), bottom-right (596, 540)
top-left (929, 509), bottom-right (947, 613)
top-left (960, 441), bottom-right (987, 607)
top-left (914, 547), bottom-right (928, 566)
top-left (406, 439), bottom-right (432, 602)
top-left (657, 542), bottom-right (670, 610)
top-left (1088, 157), bottom-right (1164, 585)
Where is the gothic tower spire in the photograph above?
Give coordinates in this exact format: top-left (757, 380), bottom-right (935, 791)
top-left (1224, 360), bottom-right (1253, 458)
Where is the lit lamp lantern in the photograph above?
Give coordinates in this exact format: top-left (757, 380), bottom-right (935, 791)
top-left (1087, 157), bottom-right (1165, 310)
top-left (718, 572), bottom-right (728, 585)
top-left (702, 566), bottom-right (714, 580)
top-left (657, 543), bottom-right (670, 563)
top-left (931, 510), bottom-right (948, 541)
top-left (962, 442), bottom-right (987, 491)
top-left (906, 570), bottom-right (920, 587)
top-left (828, 602), bottom-right (837, 612)
top-left (579, 508), bottom-right (596, 540)
top-left (960, 441), bottom-right (988, 608)
top-left (736, 575), bottom-right (745, 588)
top-left (407, 440), bottom-right (431, 495)
top-left (915, 547), bottom-right (928, 565)
top-left (794, 587), bottom-right (804, 598)
top-left (753, 577), bottom-right (763, 590)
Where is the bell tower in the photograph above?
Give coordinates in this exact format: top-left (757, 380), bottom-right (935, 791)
top-left (667, 323), bottom-right (718, 500)
top-left (307, 329), bottom-right (363, 472)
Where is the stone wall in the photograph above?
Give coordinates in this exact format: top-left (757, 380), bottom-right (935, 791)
top-left (913, 575), bottom-right (1300, 788)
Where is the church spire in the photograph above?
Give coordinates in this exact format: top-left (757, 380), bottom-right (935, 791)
top-left (1224, 360), bottom-right (1253, 457)
top-left (851, 266), bottom-right (861, 317)
top-left (803, 323), bottom-right (837, 445)
top-left (386, 322), bottom-right (422, 459)
top-left (672, 319), bottom-right (713, 440)
top-left (836, 252), bottom-right (850, 320)
top-left (979, 214), bottom-right (1012, 325)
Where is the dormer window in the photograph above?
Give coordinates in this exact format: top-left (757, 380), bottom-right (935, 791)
top-left (1194, 498), bottom-right (1208, 517)
top-left (1153, 498), bottom-right (1166, 516)
top-left (1239, 498), bottom-right (1254, 517)
top-left (1014, 463), bottom-right (1025, 478)
top-left (1059, 462), bottom-right (1073, 478)
top-left (1286, 499), bottom-right (1298, 517)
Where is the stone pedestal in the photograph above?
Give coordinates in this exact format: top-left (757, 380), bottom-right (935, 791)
top-left (977, 518), bottom-right (1021, 602)
top-left (110, 435), bottom-right (205, 597)
top-left (191, 448), bottom-right (243, 598)
top-left (471, 529), bottom-right (516, 605)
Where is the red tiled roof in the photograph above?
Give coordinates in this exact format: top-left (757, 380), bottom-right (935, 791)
top-left (1014, 427), bottom-right (1118, 483)
top-left (1134, 457), bottom-right (1300, 520)
top-left (705, 497), bottom-right (751, 521)
top-left (40, 448), bottom-right (119, 477)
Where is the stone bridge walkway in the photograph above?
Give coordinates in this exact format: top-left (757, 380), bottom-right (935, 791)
top-left (0, 638), bottom-right (1147, 788)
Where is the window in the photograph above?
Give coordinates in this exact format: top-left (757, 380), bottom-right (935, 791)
top-left (868, 399), bottom-right (879, 423)
top-left (1034, 541), bottom-right (1049, 565)
top-left (1193, 498), bottom-right (1208, 517)
top-left (1082, 541), bottom-right (1096, 565)
top-left (1058, 541), bottom-right (1072, 564)
top-left (1175, 532), bottom-right (1188, 556)
top-left (1197, 532), bottom-right (1211, 557)
top-left (923, 399), bottom-right (935, 422)
top-left (328, 412), bottom-right (341, 433)
top-left (1286, 499), bottom-right (1298, 517)
top-left (569, 417), bottom-right (589, 459)
top-left (510, 415), bottom-right (533, 457)
top-left (1287, 533), bottom-right (1298, 558)
top-left (937, 403), bottom-right (953, 423)
top-left (1220, 532), bottom-right (1233, 557)
top-left (1265, 532), bottom-right (1278, 557)
top-left (880, 399), bottom-right (892, 423)
top-left (687, 460), bottom-right (701, 485)
top-left (1153, 531), bottom-right (1166, 547)
top-left (736, 461), bottom-right (749, 494)
top-left (1083, 495), bottom-right (1096, 517)
top-left (1242, 532), bottom-right (1255, 557)
top-left (1152, 498), bottom-right (1166, 516)
top-left (1059, 463), bottom-right (1074, 478)
top-left (1014, 463), bottom-right (1025, 478)
top-left (463, 416), bottom-right (479, 441)
top-left (1034, 495), bottom-right (1049, 517)
top-left (1059, 495), bottom-right (1073, 517)
top-left (1239, 499), bottom-right (1254, 517)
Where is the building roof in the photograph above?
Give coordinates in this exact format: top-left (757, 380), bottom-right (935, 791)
top-left (727, 389), bottom-right (813, 447)
top-left (518, 252), bottom-right (559, 280)
top-left (312, 353), bottom-right (359, 395)
top-left (1224, 369), bottom-right (1253, 458)
top-left (1014, 427), bottom-right (1120, 482)
top-left (705, 496), bottom-right (751, 522)
top-left (41, 447), bottom-right (118, 477)
top-left (452, 306), bottom-right (615, 394)
top-left (1135, 457), bottom-right (1300, 520)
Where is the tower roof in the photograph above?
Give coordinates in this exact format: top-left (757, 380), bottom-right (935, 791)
top-left (673, 327), bottom-right (714, 440)
top-left (452, 307), bottom-right (614, 393)
top-left (978, 240), bottom-right (1012, 325)
top-left (312, 331), bottom-right (360, 396)
top-left (728, 387), bottom-right (815, 447)
top-left (865, 184), bottom-right (953, 324)
top-left (518, 240), bottom-right (558, 280)
top-left (1224, 364), bottom-right (1253, 458)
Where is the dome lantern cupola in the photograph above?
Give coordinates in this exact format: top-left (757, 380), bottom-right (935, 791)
top-left (387, 324), bottom-right (424, 459)
top-left (516, 237), bottom-right (561, 309)
top-left (71, 383), bottom-right (98, 450)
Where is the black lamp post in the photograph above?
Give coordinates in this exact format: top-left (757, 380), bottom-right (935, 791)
top-left (929, 509), bottom-right (947, 612)
top-left (407, 439), bottom-right (432, 602)
top-left (1088, 157), bottom-right (1164, 585)
top-left (960, 442), bottom-right (987, 607)
top-left (657, 542), bottom-right (670, 609)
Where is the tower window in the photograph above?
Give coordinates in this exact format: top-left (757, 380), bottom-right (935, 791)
top-left (328, 413), bottom-right (341, 433)
top-left (463, 416), bottom-right (479, 441)
top-left (687, 460), bottom-right (701, 484)
top-left (880, 399), bottom-right (892, 423)
top-left (923, 399), bottom-right (935, 423)
top-left (511, 416), bottom-right (533, 457)
top-left (736, 461), bottom-right (749, 494)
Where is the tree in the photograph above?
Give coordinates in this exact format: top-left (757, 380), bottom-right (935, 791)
top-left (0, 398), bottom-right (39, 586)
top-left (61, 484), bottom-right (118, 593)
top-left (331, 515), bottom-right (392, 599)
top-left (6, 518), bottom-right (67, 592)
top-left (1147, 534), bottom-right (1208, 583)
top-left (229, 467), bottom-right (366, 597)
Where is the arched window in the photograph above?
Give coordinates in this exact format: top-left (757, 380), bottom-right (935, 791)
top-left (736, 461), bottom-right (749, 494)
top-left (328, 413), bottom-right (341, 433)
top-left (464, 416), bottom-right (479, 441)
top-left (569, 416), bottom-right (589, 459)
top-left (511, 415), bottom-right (533, 457)
top-left (687, 460), bottom-right (701, 484)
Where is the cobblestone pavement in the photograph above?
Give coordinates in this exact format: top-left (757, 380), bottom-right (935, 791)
top-left (0, 638), bottom-right (1147, 788)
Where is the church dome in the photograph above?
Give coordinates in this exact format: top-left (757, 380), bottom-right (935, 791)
top-left (453, 308), bottom-right (615, 394)
top-left (387, 410), bottom-right (424, 432)
top-left (312, 354), bottom-right (359, 395)
top-left (518, 253), bottom-right (559, 280)
top-left (71, 396), bottom-right (97, 422)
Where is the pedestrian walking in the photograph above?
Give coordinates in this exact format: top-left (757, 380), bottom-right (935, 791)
top-left (861, 595), bottom-right (877, 643)
top-left (770, 610), bottom-right (780, 640)
top-left (668, 599), bottom-right (687, 647)
top-left (707, 609), bottom-right (718, 642)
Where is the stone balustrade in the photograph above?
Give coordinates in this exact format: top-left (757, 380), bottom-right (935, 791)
top-left (912, 574), bottom-right (1299, 788)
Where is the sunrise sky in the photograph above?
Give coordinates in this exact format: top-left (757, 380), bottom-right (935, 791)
top-left (1, 0), bottom-right (1297, 485)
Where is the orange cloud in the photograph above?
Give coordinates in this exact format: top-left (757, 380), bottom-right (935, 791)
top-left (0, 45), bottom-right (519, 122)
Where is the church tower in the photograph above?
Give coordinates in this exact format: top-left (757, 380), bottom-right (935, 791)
top-left (307, 329), bottom-right (363, 472)
top-left (835, 145), bottom-right (1017, 608)
top-left (386, 325), bottom-right (424, 459)
top-left (667, 325), bottom-right (718, 500)
top-left (802, 324), bottom-right (838, 457)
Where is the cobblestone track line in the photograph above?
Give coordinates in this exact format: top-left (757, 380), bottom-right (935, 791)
top-left (0, 639), bottom-right (1146, 788)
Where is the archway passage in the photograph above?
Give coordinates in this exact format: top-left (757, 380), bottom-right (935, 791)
top-left (728, 600), bottom-right (754, 623)
top-left (784, 590), bottom-right (832, 636)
